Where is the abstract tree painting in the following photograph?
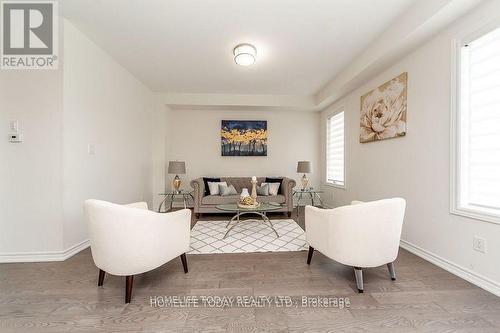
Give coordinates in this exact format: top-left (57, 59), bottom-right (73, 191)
top-left (221, 120), bottom-right (267, 156)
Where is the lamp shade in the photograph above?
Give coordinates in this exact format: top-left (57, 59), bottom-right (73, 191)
top-left (168, 161), bottom-right (186, 174)
top-left (297, 161), bottom-right (312, 173)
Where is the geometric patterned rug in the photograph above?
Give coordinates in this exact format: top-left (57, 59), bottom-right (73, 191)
top-left (188, 219), bottom-right (308, 254)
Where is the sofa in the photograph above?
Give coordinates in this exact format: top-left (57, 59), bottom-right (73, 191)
top-left (190, 177), bottom-right (296, 217)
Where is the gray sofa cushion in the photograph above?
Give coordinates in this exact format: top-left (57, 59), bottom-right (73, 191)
top-left (201, 194), bottom-right (285, 205)
top-left (219, 184), bottom-right (237, 196)
top-left (202, 195), bottom-right (240, 205)
top-left (257, 184), bottom-right (269, 196)
top-left (258, 195), bottom-right (285, 204)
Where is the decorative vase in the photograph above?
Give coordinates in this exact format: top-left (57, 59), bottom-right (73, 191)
top-left (240, 188), bottom-right (250, 199)
top-left (251, 176), bottom-right (257, 201)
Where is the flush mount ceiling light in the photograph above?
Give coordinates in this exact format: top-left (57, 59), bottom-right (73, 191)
top-left (233, 43), bottom-right (257, 66)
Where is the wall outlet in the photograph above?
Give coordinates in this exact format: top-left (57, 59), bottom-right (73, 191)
top-left (9, 133), bottom-right (23, 143)
top-left (473, 236), bottom-right (486, 253)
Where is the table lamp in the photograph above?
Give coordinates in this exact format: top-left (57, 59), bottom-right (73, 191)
top-left (297, 161), bottom-right (312, 190)
top-left (168, 161), bottom-right (186, 193)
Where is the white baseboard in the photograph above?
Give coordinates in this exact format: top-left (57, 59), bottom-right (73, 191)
top-left (0, 239), bottom-right (90, 263)
top-left (400, 239), bottom-right (500, 297)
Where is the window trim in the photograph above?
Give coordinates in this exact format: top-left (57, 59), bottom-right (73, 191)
top-left (450, 21), bottom-right (500, 225)
top-left (325, 107), bottom-right (346, 189)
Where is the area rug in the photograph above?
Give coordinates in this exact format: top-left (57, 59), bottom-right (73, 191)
top-left (189, 219), bottom-right (308, 254)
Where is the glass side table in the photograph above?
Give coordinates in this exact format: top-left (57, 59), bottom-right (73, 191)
top-left (293, 188), bottom-right (324, 215)
top-left (158, 190), bottom-right (194, 213)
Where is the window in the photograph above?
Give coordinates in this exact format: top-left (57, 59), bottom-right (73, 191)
top-left (452, 24), bottom-right (500, 224)
top-left (326, 110), bottom-right (345, 187)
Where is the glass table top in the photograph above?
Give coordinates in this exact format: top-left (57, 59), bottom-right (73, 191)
top-left (293, 188), bottom-right (323, 194)
top-left (158, 190), bottom-right (193, 195)
top-left (216, 202), bottom-right (283, 212)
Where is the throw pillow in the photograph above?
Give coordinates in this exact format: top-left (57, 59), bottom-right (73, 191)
top-left (219, 184), bottom-right (237, 196)
top-left (262, 182), bottom-right (280, 196)
top-left (203, 177), bottom-right (221, 196)
top-left (265, 177), bottom-right (283, 194)
top-left (256, 184), bottom-right (269, 196)
top-left (208, 181), bottom-right (227, 195)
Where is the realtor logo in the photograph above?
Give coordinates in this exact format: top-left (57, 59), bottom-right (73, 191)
top-left (1, 0), bottom-right (58, 69)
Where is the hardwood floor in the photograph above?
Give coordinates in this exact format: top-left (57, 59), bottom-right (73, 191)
top-left (1, 209), bottom-right (499, 332)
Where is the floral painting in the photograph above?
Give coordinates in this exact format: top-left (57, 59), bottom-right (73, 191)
top-left (360, 72), bottom-right (407, 143)
top-left (221, 120), bottom-right (267, 156)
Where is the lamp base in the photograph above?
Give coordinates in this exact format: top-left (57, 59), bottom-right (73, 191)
top-left (173, 175), bottom-right (181, 193)
top-left (301, 174), bottom-right (309, 190)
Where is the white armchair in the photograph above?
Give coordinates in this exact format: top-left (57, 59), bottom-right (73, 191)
top-left (84, 199), bottom-right (191, 303)
top-left (305, 198), bottom-right (406, 293)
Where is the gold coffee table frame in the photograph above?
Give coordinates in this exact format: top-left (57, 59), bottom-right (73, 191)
top-left (216, 202), bottom-right (282, 239)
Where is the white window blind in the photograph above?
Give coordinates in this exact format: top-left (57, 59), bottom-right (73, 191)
top-left (326, 111), bottom-right (345, 187)
top-left (458, 25), bottom-right (500, 219)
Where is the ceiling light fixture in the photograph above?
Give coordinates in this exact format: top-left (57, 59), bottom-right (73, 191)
top-left (233, 43), bottom-right (257, 66)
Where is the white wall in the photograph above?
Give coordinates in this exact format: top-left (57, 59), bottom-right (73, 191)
top-left (165, 108), bottom-right (320, 196)
top-left (320, 1), bottom-right (500, 295)
top-left (0, 70), bottom-right (64, 255)
top-left (62, 20), bottom-right (154, 248)
top-left (0, 20), bottom-right (157, 260)
top-left (151, 98), bottom-right (168, 211)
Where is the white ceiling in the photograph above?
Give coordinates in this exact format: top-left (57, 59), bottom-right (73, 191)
top-left (63, 0), bottom-right (415, 95)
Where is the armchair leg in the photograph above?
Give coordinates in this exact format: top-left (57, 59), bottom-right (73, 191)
top-left (287, 211), bottom-right (292, 218)
top-left (125, 275), bottom-right (134, 303)
top-left (98, 269), bottom-right (105, 286)
top-left (354, 267), bottom-right (364, 293)
top-left (387, 262), bottom-right (396, 281)
top-left (307, 246), bottom-right (314, 265)
top-left (180, 253), bottom-right (188, 273)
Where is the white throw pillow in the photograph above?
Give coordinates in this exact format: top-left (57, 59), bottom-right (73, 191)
top-left (208, 181), bottom-right (227, 195)
top-left (261, 182), bottom-right (280, 196)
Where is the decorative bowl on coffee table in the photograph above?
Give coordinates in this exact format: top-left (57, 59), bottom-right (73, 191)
top-left (237, 202), bottom-right (261, 209)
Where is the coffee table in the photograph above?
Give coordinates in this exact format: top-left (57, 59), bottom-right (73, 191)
top-left (216, 202), bottom-right (282, 239)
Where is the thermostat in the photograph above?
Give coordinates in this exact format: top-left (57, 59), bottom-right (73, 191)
top-left (9, 133), bottom-right (23, 143)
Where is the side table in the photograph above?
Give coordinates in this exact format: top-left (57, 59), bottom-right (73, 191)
top-left (158, 190), bottom-right (194, 213)
top-left (293, 188), bottom-right (325, 215)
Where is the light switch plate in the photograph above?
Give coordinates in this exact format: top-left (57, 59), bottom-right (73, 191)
top-left (9, 120), bottom-right (19, 132)
top-left (87, 143), bottom-right (95, 155)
